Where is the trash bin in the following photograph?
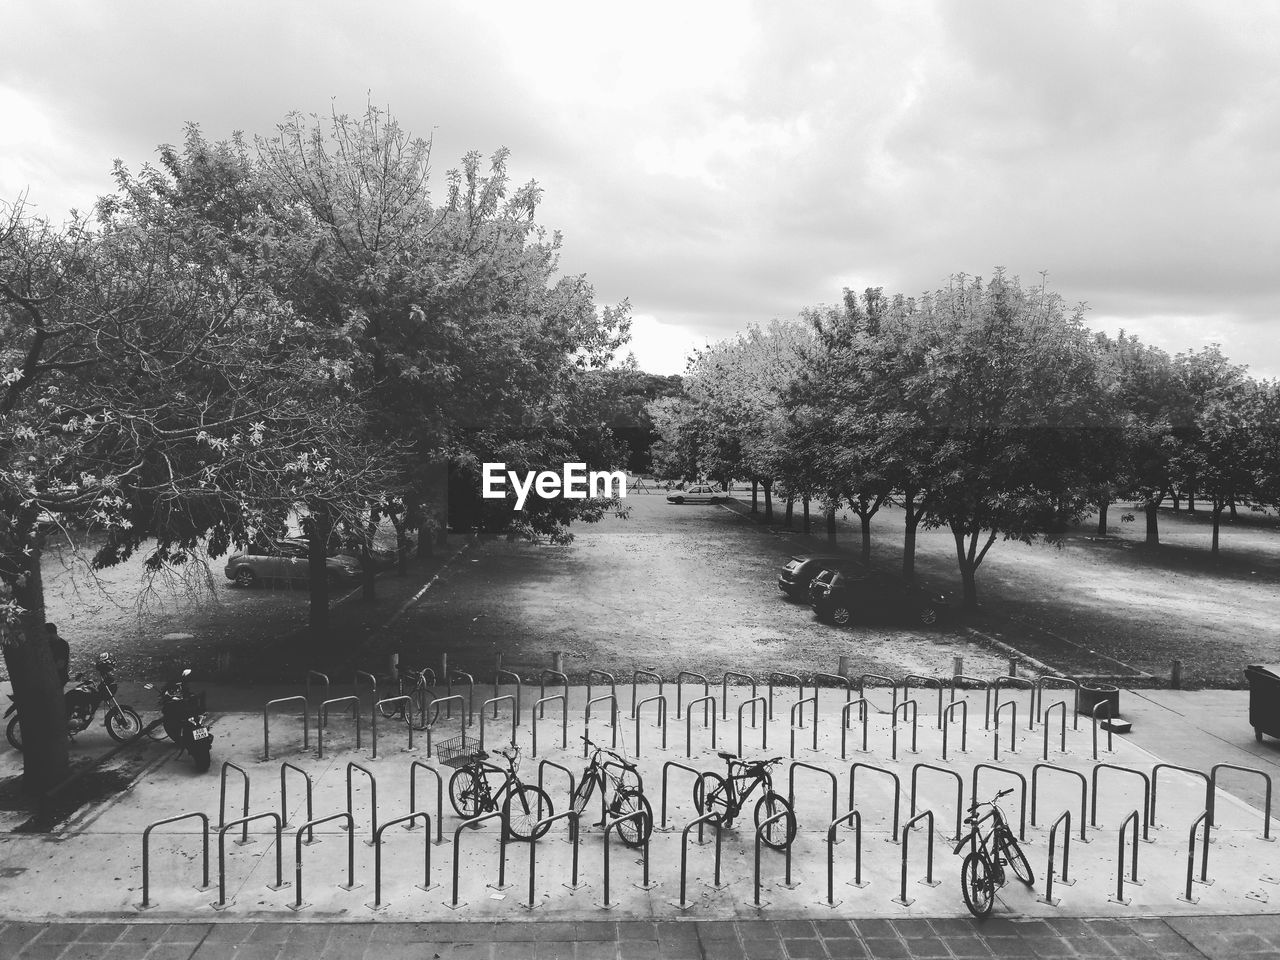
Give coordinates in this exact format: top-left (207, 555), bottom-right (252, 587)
top-left (1244, 664), bottom-right (1280, 743)
top-left (1077, 682), bottom-right (1120, 719)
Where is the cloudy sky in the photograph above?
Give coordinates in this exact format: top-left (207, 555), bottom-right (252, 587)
top-left (4, 1), bottom-right (1278, 376)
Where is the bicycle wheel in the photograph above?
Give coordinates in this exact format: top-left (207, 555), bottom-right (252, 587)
top-left (410, 685), bottom-right (439, 730)
top-left (754, 791), bottom-right (797, 850)
top-left (571, 773), bottom-right (597, 816)
top-left (961, 850), bottom-right (995, 918)
top-left (693, 772), bottom-right (731, 825)
top-left (999, 828), bottom-right (1035, 886)
top-left (377, 689), bottom-right (404, 721)
top-left (448, 767), bottom-right (487, 818)
top-left (610, 789), bottom-right (653, 847)
top-left (504, 783), bottom-right (554, 840)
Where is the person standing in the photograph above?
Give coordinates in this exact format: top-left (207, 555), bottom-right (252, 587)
top-left (45, 623), bottom-right (70, 686)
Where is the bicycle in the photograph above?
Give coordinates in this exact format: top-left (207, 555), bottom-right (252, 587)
top-left (376, 666), bottom-right (437, 730)
top-left (692, 750), bottom-right (796, 850)
top-left (572, 735), bottom-right (652, 847)
top-left (441, 737), bottom-right (553, 840)
top-left (953, 787), bottom-right (1034, 917)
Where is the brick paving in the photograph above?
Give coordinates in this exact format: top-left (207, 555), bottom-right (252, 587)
top-left (4, 917), bottom-right (1280, 959)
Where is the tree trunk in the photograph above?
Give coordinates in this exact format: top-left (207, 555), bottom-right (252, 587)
top-left (1097, 499), bottom-right (1109, 536)
top-left (751, 480), bottom-right (759, 514)
top-left (902, 490), bottom-right (920, 582)
top-left (783, 497), bottom-right (794, 529)
top-left (2, 531), bottom-right (70, 794)
top-left (1172, 492), bottom-right (1181, 512)
top-left (361, 506), bottom-right (378, 601)
top-left (802, 496), bottom-right (811, 535)
top-left (1187, 488), bottom-right (1196, 512)
top-left (1229, 498), bottom-right (1238, 520)
top-left (951, 526), bottom-right (979, 611)
top-left (307, 503), bottom-right (333, 640)
top-left (763, 481), bottom-right (773, 522)
top-left (825, 502), bottom-right (837, 544)
top-left (1212, 504), bottom-right (1223, 555)
top-left (392, 513), bottom-right (408, 576)
top-left (1144, 501), bottom-right (1160, 546)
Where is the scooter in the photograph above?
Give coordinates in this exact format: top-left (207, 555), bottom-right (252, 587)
top-left (144, 668), bottom-right (213, 772)
top-left (5, 652), bottom-right (142, 751)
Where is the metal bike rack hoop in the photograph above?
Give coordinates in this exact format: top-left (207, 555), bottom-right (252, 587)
top-left (940, 699), bottom-right (968, 760)
top-left (369, 812), bottom-right (435, 910)
top-left (532, 694), bottom-right (568, 755)
top-left (1090, 762), bottom-right (1151, 841)
top-left (480, 694), bottom-right (516, 749)
top-left (841, 698), bottom-right (871, 759)
top-left (1208, 763), bottom-right (1274, 840)
top-left (634, 694), bottom-right (667, 757)
top-left (585, 694), bottom-right (619, 754)
top-left (685, 695), bottom-right (717, 757)
top-left (738, 696), bottom-right (768, 754)
top-left (952, 675), bottom-right (991, 729)
top-left (892, 809), bottom-right (938, 907)
top-left (1031, 762), bottom-right (1088, 842)
top-left (676, 671), bottom-right (710, 722)
top-left (789, 696), bottom-right (818, 758)
top-left (823, 809), bottom-right (866, 907)
top-left (722, 670), bottom-right (759, 723)
top-left (279, 761), bottom-right (314, 837)
top-left (318, 696), bottom-right (361, 759)
top-left (849, 762), bottom-right (901, 841)
top-left (892, 699), bottom-right (918, 759)
top-left (902, 675), bottom-right (946, 729)
top-left (219, 761), bottom-right (251, 844)
top-left (408, 760), bottom-right (447, 845)
top-left (372, 695), bottom-right (413, 759)
top-left (215, 812), bottom-right (285, 910)
top-left (910, 762), bottom-right (963, 841)
top-left (971, 764), bottom-right (1028, 841)
top-left (631, 668), bottom-right (663, 719)
top-left (139, 811), bottom-right (210, 910)
top-left (539, 669), bottom-right (569, 720)
top-left (263, 696), bottom-right (309, 761)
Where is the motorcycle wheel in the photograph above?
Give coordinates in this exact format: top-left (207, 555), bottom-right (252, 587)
top-left (106, 706), bottom-right (143, 742)
top-left (6, 715), bottom-right (22, 752)
top-left (144, 718), bottom-right (171, 741)
top-left (192, 743), bottom-right (212, 773)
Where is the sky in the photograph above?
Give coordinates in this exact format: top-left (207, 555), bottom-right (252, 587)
top-left (3, 1), bottom-right (1279, 377)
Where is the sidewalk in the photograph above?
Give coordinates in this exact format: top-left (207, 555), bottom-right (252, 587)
top-left (4, 915), bottom-right (1280, 959)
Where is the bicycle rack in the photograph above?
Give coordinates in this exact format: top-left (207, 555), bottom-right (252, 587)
top-left (219, 761), bottom-right (251, 844)
top-left (1151, 763), bottom-right (1211, 828)
top-left (263, 696), bottom-right (309, 761)
top-left (368, 812), bottom-right (435, 910)
top-left (305, 670), bottom-right (330, 708)
top-left (138, 812), bottom-right (210, 910)
top-left (406, 761), bottom-right (446, 846)
top-left (371, 695), bottom-right (413, 759)
top-left (891, 699), bottom-right (918, 759)
top-left (790, 761), bottom-right (840, 830)
top-left (790, 696), bottom-right (818, 757)
top-left (910, 763), bottom-right (963, 841)
top-left (587, 669), bottom-right (618, 726)
top-left (892, 810), bottom-right (938, 907)
top-left (1091, 700), bottom-right (1116, 760)
top-left (685, 695), bottom-right (717, 758)
top-left (1109, 809), bottom-right (1142, 905)
top-left (318, 696), bottom-right (361, 759)
top-left (993, 700), bottom-right (1017, 760)
top-left (524, 810), bottom-right (581, 909)
top-left (480, 694), bottom-right (516, 749)
top-left (1177, 810), bottom-right (1213, 904)
top-left (822, 809), bottom-right (866, 907)
top-left (288, 812), bottom-right (357, 911)
top-left (995, 675), bottom-right (1036, 731)
top-left (952, 675), bottom-right (992, 729)
top-left (539, 669), bottom-right (569, 719)
top-left (634, 694), bottom-right (667, 756)
top-left (902, 675), bottom-right (945, 728)
top-left (1040, 700), bottom-right (1069, 760)
top-left (355, 670), bottom-right (377, 710)
top-left (448, 670), bottom-right (475, 720)
top-left (1039, 810), bottom-right (1074, 906)
top-left (1209, 763), bottom-right (1274, 840)
top-left (767, 672), bottom-right (804, 722)
top-left (841, 699), bottom-right (871, 759)
top-left (214, 812), bottom-right (286, 909)
top-left (1031, 763), bottom-right (1088, 842)
top-left (597, 810), bottom-right (655, 909)
top-left (971, 764), bottom-right (1028, 841)
top-left (1091, 763), bottom-right (1151, 841)
top-left (532, 694), bottom-right (567, 755)
top-left (661, 760), bottom-right (704, 832)
top-left (940, 699), bottom-right (968, 760)
top-left (722, 670), bottom-right (759, 723)
top-left (537, 758), bottom-right (577, 835)
top-left (347, 761), bottom-right (377, 843)
top-left (739, 696), bottom-right (768, 754)
top-left (631, 668), bottom-right (663, 719)
top-left (447, 810), bottom-right (507, 910)
top-left (849, 762), bottom-right (901, 842)
top-left (677, 671), bottom-right (710, 722)
top-left (492, 670), bottom-right (522, 727)
top-left (585, 694), bottom-right (619, 754)
top-left (812, 671), bottom-right (854, 714)
top-left (423, 695), bottom-right (468, 757)
top-left (1034, 676), bottom-right (1080, 728)
top-left (858, 673), bottom-right (898, 714)
top-left (671, 812), bottom-right (726, 909)
top-left (753, 809), bottom-right (795, 908)
top-left (280, 761), bottom-right (314, 838)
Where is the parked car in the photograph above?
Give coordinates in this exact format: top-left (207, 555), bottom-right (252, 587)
top-left (223, 539), bottom-right (362, 588)
top-left (778, 555), bottom-right (848, 600)
top-left (811, 570), bottom-right (949, 627)
top-left (666, 484), bottom-right (726, 505)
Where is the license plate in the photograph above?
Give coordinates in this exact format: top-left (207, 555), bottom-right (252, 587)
top-left (192, 727), bottom-right (210, 740)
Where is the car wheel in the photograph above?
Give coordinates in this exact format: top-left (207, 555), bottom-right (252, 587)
top-left (233, 568), bottom-right (257, 588)
top-left (673, 496), bottom-right (685, 504)
top-left (919, 606), bottom-right (939, 626)
top-left (831, 605), bottom-right (852, 627)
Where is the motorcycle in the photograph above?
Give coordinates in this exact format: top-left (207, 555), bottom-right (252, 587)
top-left (143, 668), bottom-right (213, 772)
top-left (5, 652), bottom-right (143, 751)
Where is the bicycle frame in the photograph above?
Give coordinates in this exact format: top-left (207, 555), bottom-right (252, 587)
top-left (721, 759), bottom-right (775, 818)
top-left (954, 803), bottom-right (1010, 884)
top-left (463, 752), bottom-right (523, 813)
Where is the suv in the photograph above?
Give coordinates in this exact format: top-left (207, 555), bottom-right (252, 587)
top-left (778, 555), bottom-right (847, 600)
top-left (811, 570), bottom-right (949, 627)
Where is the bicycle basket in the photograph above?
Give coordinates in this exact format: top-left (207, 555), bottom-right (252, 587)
top-left (436, 734), bottom-right (483, 768)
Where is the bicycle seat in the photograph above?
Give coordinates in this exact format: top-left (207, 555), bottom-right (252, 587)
top-left (717, 750), bottom-right (737, 761)
top-left (475, 750), bottom-right (490, 762)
